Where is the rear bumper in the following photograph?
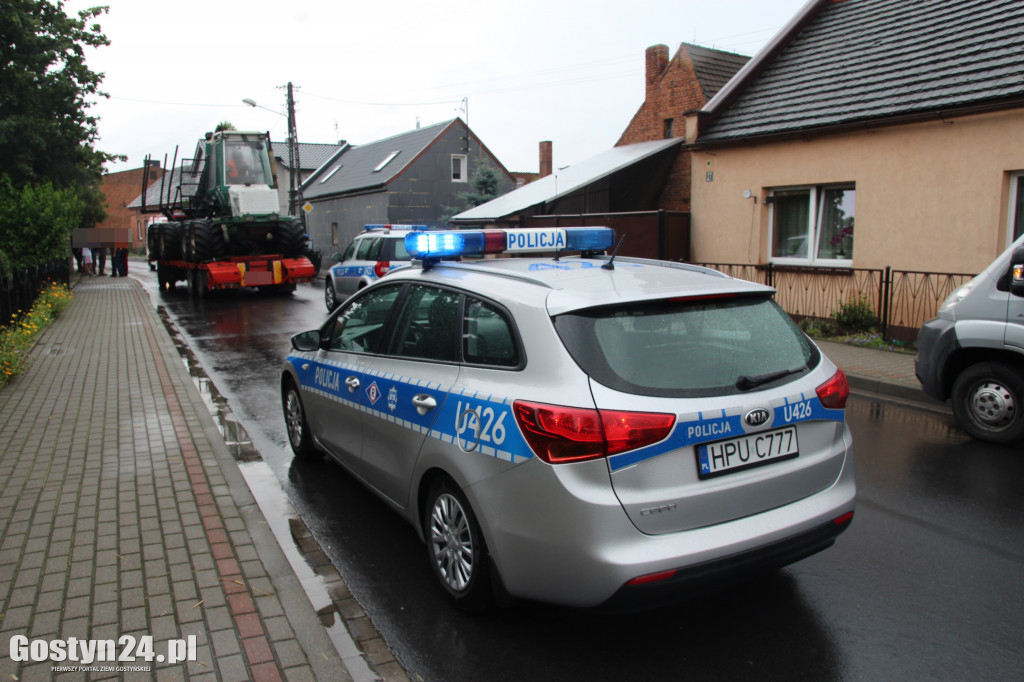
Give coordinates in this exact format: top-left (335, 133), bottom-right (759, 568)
top-left (472, 444), bottom-right (856, 609)
top-left (597, 514), bottom-right (852, 613)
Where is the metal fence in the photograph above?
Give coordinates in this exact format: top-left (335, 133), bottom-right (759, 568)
top-left (693, 262), bottom-right (976, 346)
top-left (0, 258), bottom-right (71, 329)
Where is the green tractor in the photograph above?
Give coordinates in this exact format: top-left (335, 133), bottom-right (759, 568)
top-left (143, 130), bottom-right (314, 295)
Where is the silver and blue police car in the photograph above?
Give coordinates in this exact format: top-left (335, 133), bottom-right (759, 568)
top-left (281, 227), bottom-right (855, 611)
top-left (324, 224), bottom-right (418, 311)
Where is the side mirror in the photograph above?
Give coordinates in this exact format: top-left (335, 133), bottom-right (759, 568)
top-left (291, 330), bottom-right (321, 352)
top-left (1011, 247), bottom-right (1024, 297)
top-left (331, 252), bottom-right (342, 263)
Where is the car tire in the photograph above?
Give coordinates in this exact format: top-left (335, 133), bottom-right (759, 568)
top-left (423, 477), bottom-right (493, 612)
top-left (325, 279), bottom-right (339, 311)
top-left (283, 380), bottom-right (319, 460)
top-left (951, 362), bottom-right (1024, 444)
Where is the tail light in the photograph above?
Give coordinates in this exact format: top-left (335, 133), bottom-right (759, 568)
top-left (816, 369), bottom-right (849, 409)
top-left (513, 401), bottom-right (675, 464)
top-left (374, 260), bottom-right (391, 277)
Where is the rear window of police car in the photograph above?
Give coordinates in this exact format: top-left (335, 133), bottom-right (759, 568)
top-left (554, 295), bottom-right (818, 398)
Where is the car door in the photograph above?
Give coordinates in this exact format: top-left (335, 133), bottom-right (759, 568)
top-left (358, 284), bottom-right (462, 508)
top-left (305, 283), bottom-right (404, 466)
top-left (1006, 250), bottom-right (1024, 350)
top-left (335, 236), bottom-right (381, 297)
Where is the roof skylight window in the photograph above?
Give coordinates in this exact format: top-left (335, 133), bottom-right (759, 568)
top-left (320, 164), bottom-right (343, 183)
top-left (374, 151), bottom-right (400, 172)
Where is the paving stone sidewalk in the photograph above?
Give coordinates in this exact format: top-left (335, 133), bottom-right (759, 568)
top-left (0, 275), bottom-right (354, 681)
top-left (816, 339), bottom-right (936, 408)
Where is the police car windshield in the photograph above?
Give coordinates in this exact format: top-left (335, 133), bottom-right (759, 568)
top-left (554, 296), bottom-right (817, 398)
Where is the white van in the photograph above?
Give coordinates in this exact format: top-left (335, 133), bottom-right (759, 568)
top-left (915, 235), bottom-right (1024, 443)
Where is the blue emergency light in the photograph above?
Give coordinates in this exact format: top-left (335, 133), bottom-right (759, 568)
top-left (405, 227), bottom-right (615, 261)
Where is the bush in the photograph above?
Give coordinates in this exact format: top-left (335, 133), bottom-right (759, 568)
top-left (0, 175), bottom-right (86, 271)
top-left (798, 317), bottom-right (838, 338)
top-left (831, 295), bottom-right (878, 334)
top-left (0, 282), bottom-right (73, 387)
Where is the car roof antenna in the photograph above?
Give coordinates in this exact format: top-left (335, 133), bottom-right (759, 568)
top-left (601, 235), bottom-right (626, 270)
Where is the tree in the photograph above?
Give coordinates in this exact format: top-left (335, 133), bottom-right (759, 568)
top-left (0, 0), bottom-right (117, 270)
top-left (0, 1), bottom-right (116, 189)
top-left (440, 165), bottom-right (506, 225)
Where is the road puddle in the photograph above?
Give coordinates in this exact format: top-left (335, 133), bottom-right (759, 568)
top-left (158, 306), bottom-right (262, 462)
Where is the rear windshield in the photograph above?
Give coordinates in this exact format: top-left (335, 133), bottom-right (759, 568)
top-left (554, 296), bottom-right (819, 398)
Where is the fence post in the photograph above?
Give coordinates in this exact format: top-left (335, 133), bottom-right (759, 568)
top-left (766, 262), bottom-right (774, 288)
top-left (656, 209), bottom-right (666, 261)
top-left (881, 266), bottom-right (892, 340)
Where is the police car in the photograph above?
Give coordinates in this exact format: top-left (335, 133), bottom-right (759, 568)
top-left (281, 227), bottom-right (855, 611)
top-left (324, 224), bottom-right (418, 311)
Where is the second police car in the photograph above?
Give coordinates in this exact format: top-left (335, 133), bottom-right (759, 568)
top-left (281, 227), bottom-right (855, 611)
top-left (324, 224), bottom-right (418, 311)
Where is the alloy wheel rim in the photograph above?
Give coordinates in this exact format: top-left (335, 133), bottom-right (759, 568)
top-left (429, 493), bottom-right (474, 592)
top-left (286, 391), bottom-right (304, 446)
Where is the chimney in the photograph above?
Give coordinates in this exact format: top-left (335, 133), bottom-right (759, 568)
top-left (646, 44), bottom-right (670, 95)
top-left (539, 140), bottom-right (553, 178)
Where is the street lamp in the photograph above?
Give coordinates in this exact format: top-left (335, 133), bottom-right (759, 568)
top-left (243, 82), bottom-right (303, 219)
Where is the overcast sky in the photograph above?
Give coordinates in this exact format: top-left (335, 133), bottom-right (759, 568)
top-left (62, 0), bottom-right (809, 176)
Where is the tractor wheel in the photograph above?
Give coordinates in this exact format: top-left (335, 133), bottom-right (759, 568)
top-left (157, 263), bottom-right (177, 292)
top-left (147, 223), bottom-right (162, 261)
top-left (181, 221), bottom-right (195, 263)
top-left (273, 218), bottom-right (308, 257)
top-left (159, 222), bottom-right (182, 261)
top-left (191, 219), bottom-right (225, 262)
top-left (305, 248), bottom-right (323, 274)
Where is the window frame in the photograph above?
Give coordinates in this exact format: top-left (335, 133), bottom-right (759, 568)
top-left (321, 281), bottom-right (525, 370)
top-left (323, 283), bottom-right (405, 355)
top-left (1007, 172), bottom-right (1024, 248)
top-left (768, 184), bottom-right (855, 268)
top-left (451, 154), bottom-right (468, 183)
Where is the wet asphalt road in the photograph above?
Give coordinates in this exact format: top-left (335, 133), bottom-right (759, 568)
top-left (136, 269), bottom-right (1024, 682)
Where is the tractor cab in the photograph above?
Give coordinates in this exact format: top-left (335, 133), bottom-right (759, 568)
top-left (189, 130), bottom-right (281, 221)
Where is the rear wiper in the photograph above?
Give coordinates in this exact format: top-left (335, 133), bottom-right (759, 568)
top-left (735, 366), bottom-right (806, 391)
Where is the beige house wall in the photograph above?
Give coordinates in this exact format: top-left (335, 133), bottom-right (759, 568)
top-left (689, 108), bottom-right (1024, 274)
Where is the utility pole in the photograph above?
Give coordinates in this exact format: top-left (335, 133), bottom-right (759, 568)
top-left (286, 82), bottom-right (304, 221)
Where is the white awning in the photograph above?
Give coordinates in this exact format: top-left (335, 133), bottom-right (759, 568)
top-left (453, 137), bottom-right (684, 221)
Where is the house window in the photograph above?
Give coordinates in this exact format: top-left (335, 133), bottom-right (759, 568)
top-left (1009, 173), bottom-right (1024, 247)
top-left (664, 118), bottom-right (674, 139)
top-left (769, 185), bottom-right (855, 265)
top-left (451, 154), bottom-right (468, 182)
top-left (332, 222), bottom-right (339, 246)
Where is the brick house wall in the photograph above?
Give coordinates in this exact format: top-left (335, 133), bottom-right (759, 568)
top-left (617, 44), bottom-right (746, 212)
top-left (98, 163), bottom-right (163, 250)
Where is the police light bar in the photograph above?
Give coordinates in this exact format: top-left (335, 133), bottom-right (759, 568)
top-left (405, 227), bottom-right (615, 260)
top-left (363, 224), bottom-right (426, 231)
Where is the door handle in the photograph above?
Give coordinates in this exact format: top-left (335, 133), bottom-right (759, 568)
top-left (345, 376), bottom-right (360, 392)
top-left (412, 394), bottom-right (437, 415)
